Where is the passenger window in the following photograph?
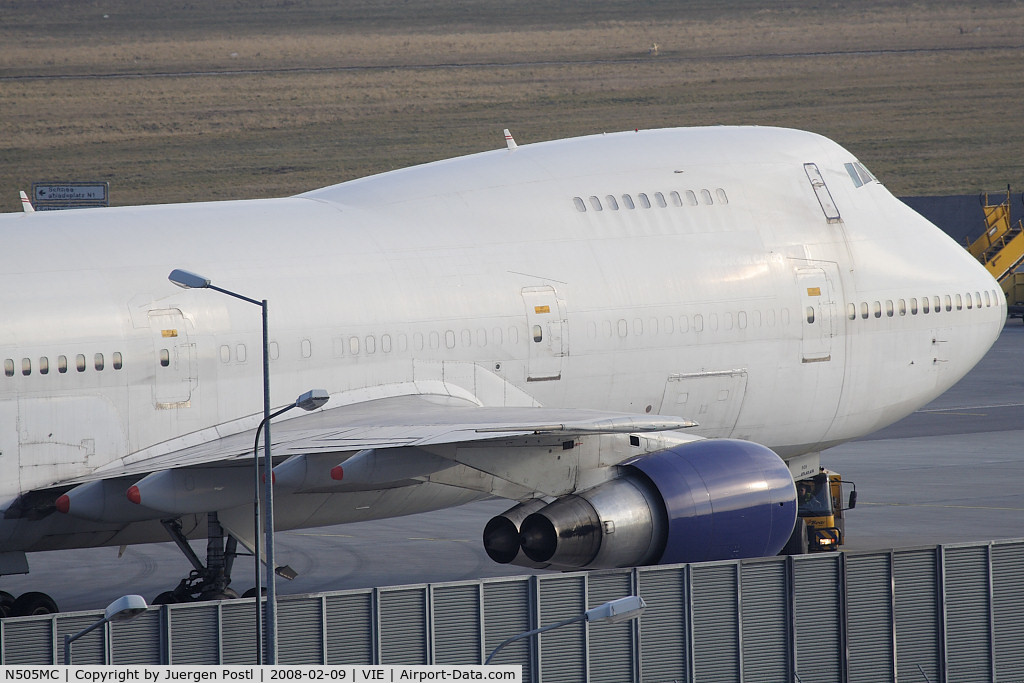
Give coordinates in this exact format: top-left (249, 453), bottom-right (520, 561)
top-left (589, 196), bottom-right (603, 211)
top-left (984, 291), bottom-right (991, 307)
top-left (21, 358), bottom-right (30, 376)
top-left (921, 297), bottom-right (929, 314)
top-left (873, 301), bottom-right (881, 318)
top-left (934, 296), bottom-right (941, 312)
top-left (445, 330), bottom-right (456, 349)
top-left (737, 311), bottom-right (747, 329)
top-left (269, 341), bottom-right (280, 360)
top-left (945, 295), bottom-right (952, 311)
top-left (622, 194), bottom-right (635, 209)
top-left (617, 320), bottom-right (628, 337)
top-left (956, 294), bottom-right (963, 310)
top-left (429, 331), bottom-right (440, 349)
top-left (886, 300), bottom-right (894, 317)
top-left (655, 192), bottom-right (667, 208)
top-left (301, 339), bottom-right (314, 357)
top-left (638, 193), bottom-right (651, 209)
top-left (898, 299), bottom-right (907, 316)
top-left (847, 303), bottom-right (856, 320)
top-left (860, 302), bottom-right (868, 319)
top-left (573, 197), bottom-right (586, 212)
top-left (605, 195), bottom-right (619, 210)
top-left (365, 336), bottom-right (375, 354)
top-left (94, 353), bottom-right (104, 371)
top-left (716, 188), bottom-right (729, 204)
top-left (670, 191), bottom-right (683, 207)
top-left (966, 293), bottom-right (973, 309)
top-left (349, 336), bottom-right (360, 354)
top-left (39, 357), bottom-right (48, 375)
top-left (685, 190), bottom-right (698, 206)
top-left (382, 334), bottom-right (393, 353)
top-left (461, 329), bottom-right (472, 347)
top-left (220, 345), bottom-right (231, 363)
top-left (113, 352), bottom-right (123, 370)
top-left (58, 355), bottom-right (68, 373)
top-left (77, 354), bottom-right (87, 372)
top-left (3, 359), bottom-right (12, 377)
top-left (806, 307), bottom-right (815, 324)
top-left (910, 298), bottom-right (918, 314)
top-left (701, 189), bottom-right (714, 205)
top-left (633, 318), bottom-right (643, 335)
top-left (532, 325), bottom-right (543, 343)
top-left (236, 345), bottom-right (246, 363)
top-left (694, 314), bottom-right (705, 332)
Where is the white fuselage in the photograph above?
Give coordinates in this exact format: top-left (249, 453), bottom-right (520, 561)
top-left (0, 126), bottom-right (1004, 554)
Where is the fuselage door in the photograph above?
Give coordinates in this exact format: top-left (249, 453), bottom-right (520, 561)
top-left (797, 267), bottom-right (836, 363)
top-left (521, 286), bottom-right (567, 381)
top-left (149, 309), bottom-right (196, 407)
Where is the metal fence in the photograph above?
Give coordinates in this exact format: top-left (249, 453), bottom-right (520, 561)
top-left (3, 537), bottom-right (1023, 682)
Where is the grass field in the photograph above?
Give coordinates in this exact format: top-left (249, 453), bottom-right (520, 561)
top-left (1, 0), bottom-right (1023, 212)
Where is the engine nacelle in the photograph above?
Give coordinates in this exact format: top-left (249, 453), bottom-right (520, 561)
top-left (492, 439), bottom-right (796, 570)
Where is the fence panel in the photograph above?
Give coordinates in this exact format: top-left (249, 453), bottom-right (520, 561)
top-left (991, 541), bottom-right (1024, 681)
top-left (167, 603), bottom-right (219, 664)
top-left (432, 583), bottom-right (481, 665)
top-left (792, 553), bottom-right (843, 683)
top-left (943, 545), bottom-right (992, 683)
top-left (587, 570), bottom-right (636, 683)
top-left (740, 558), bottom-right (790, 682)
top-left (324, 591), bottom-right (374, 665)
top-left (482, 578), bottom-right (533, 680)
top-left (637, 565), bottom-right (688, 683)
top-left (893, 548), bottom-right (941, 683)
top-left (845, 552), bottom-right (894, 683)
top-left (691, 562), bottom-right (739, 683)
top-left (537, 574), bottom-right (586, 683)
top-left (379, 587), bottom-right (428, 665)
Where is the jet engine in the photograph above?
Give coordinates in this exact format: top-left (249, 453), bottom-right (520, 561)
top-left (484, 439), bottom-right (796, 570)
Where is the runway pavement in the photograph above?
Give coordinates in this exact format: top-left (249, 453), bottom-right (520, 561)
top-left (4, 323), bottom-right (1022, 614)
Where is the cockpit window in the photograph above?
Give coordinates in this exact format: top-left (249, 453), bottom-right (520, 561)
top-left (845, 162), bottom-right (877, 188)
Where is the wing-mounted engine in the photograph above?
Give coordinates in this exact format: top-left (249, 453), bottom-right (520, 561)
top-left (484, 439), bottom-right (796, 570)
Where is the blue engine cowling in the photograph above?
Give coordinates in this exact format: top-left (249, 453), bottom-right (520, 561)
top-left (488, 439), bottom-right (796, 569)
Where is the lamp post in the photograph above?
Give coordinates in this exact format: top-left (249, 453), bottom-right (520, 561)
top-left (168, 268), bottom-right (280, 663)
top-left (64, 594), bottom-right (147, 665)
top-left (484, 595), bottom-right (646, 665)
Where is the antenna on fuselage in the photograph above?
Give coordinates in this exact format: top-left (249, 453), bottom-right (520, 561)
top-left (503, 129), bottom-right (518, 151)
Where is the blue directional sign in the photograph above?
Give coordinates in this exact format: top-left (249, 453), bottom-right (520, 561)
top-left (32, 182), bottom-right (109, 209)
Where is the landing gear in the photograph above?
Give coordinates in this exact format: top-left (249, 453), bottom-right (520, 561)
top-left (154, 513), bottom-right (242, 604)
top-left (9, 591), bottom-right (58, 616)
top-left (0, 590), bottom-right (15, 618)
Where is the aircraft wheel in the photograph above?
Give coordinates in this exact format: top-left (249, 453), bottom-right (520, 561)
top-left (201, 587), bottom-right (239, 602)
top-left (241, 587), bottom-right (267, 598)
top-left (10, 591), bottom-right (58, 617)
top-left (0, 590), bottom-right (15, 618)
top-left (152, 591), bottom-right (179, 605)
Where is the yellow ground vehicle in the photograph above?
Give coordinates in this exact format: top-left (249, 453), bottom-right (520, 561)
top-left (782, 469), bottom-right (857, 554)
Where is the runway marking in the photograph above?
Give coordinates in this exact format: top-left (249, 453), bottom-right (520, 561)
top-left (862, 502), bottom-right (1024, 512)
top-left (407, 537), bottom-right (474, 543)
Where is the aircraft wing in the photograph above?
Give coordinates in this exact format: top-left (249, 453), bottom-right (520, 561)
top-left (77, 393), bottom-right (694, 485)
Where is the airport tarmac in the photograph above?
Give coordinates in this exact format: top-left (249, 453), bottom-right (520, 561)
top-left (4, 323), bottom-right (1023, 614)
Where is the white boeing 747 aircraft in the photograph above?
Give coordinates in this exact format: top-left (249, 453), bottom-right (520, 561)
top-left (0, 126), bottom-right (1004, 616)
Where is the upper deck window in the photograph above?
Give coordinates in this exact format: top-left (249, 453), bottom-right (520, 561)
top-left (845, 162), bottom-right (878, 188)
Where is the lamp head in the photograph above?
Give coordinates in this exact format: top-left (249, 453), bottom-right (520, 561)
top-left (168, 269), bottom-right (211, 289)
top-left (104, 594), bottom-right (148, 623)
top-left (295, 389), bottom-right (330, 411)
top-left (584, 595), bottom-right (646, 624)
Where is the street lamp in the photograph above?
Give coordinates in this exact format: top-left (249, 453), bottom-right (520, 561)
top-left (64, 594), bottom-right (147, 664)
top-left (484, 595), bottom-right (646, 665)
top-left (168, 268), bottom-right (281, 663)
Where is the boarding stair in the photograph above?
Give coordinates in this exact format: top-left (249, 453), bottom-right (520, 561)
top-left (965, 188), bottom-right (1024, 281)
top-left (965, 188), bottom-right (1024, 317)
